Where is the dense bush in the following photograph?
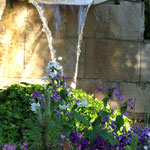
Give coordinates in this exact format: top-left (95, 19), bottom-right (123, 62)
top-left (0, 83), bottom-right (45, 146)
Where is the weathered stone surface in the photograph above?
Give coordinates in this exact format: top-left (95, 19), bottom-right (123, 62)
top-left (0, 2), bottom-right (26, 84)
top-left (107, 1), bottom-right (144, 40)
top-left (0, 0), bottom-right (6, 20)
top-left (120, 83), bottom-right (150, 113)
top-left (141, 41), bottom-right (150, 82)
top-left (85, 39), bottom-right (141, 82)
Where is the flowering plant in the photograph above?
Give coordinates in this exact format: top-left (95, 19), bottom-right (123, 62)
top-left (2, 60), bottom-right (149, 150)
top-left (24, 60), bottom-right (135, 149)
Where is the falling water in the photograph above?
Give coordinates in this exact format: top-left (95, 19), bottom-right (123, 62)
top-left (28, 1), bottom-right (91, 89)
top-left (70, 4), bottom-right (91, 89)
top-left (32, 1), bottom-right (55, 60)
top-left (54, 5), bottom-right (62, 35)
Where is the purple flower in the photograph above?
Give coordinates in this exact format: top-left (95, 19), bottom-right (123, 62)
top-left (80, 139), bottom-right (89, 149)
top-left (41, 102), bottom-right (45, 109)
top-left (111, 108), bottom-right (115, 114)
top-left (94, 136), bottom-right (108, 149)
top-left (113, 85), bottom-right (118, 89)
top-left (102, 115), bottom-right (110, 122)
top-left (65, 111), bottom-right (72, 118)
top-left (70, 131), bottom-right (79, 147)
top-left (119, 96), bottom-right (124, 101)
top-left (3, 143), bottom-right (17, 150)
top-left (37, 93), bottom-right (43, 100)
top-left (57, 110), bottom-right (61, 117)
top-left (60, 134), bottom-right (66, 140)
top-left (127, 97), bottom-right (134, 102)
top-left (54, 109), bottom-right (61, 117)
top-left (124, 112), bottom-right (129, 117)
top-left (96, 86), bottom-right (103, 92)
top-left (76, 100), bottom-right (81, 103)
top-left (20, 142), bottom-right (28, 149)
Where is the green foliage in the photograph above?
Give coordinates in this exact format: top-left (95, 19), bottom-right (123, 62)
top-left (0, 83), bottom-right (45, 146)
top-left (70, 89), bottom-right (131, 132)
top-left (115, 115), bottom-right (124, 131)
top-left (142, 0), bottom-right (150, 39)
top-left (125, 134), bottom-right (138, 150)
top-left (85, 128), bottom-right (119, 146)
top-left (24, 115), bottom-right (62, 150)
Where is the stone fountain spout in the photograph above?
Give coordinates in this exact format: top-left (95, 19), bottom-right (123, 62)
top-left (29, 0), bottom-right (108, 5)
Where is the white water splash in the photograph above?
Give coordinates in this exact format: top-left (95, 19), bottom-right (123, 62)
top-left (32, 1), bottom-right (55, 61)
top-left (71, 4), bottom-right (91, 89)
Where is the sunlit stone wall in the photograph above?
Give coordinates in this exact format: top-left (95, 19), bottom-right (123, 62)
top-left (0, 0), bottom-right (149, 123)
top-left (0, 0), bottom-right (6, 20)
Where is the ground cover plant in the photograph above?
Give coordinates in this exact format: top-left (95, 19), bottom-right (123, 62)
top-left (0, 60), bottom-right (150, 150)
top-left (0, 83), bottom-right (45, 147)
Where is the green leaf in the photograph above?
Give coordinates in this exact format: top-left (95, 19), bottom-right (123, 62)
top-left (93, 116), bottom-right (101, 128)
top-left (121, 102), bottom-right (127, 114)
top-left (72, 111), bottom-right (89, 126)
top-left (85, 128), bottom-right (119, 146)
top-left (8, 92), bottom-right (17, 98)
top-left (20, 82), bottom-right (33, 86)
top-left (115, 115), bottom-right (124, 130)
top-left (102, 97), bottom-right (109, 107)
top-left (99, 110), bottom-right (110, 118)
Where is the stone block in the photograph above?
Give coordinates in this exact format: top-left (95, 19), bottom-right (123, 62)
top-left (0, 2), bottom-right (26, 79)
top-left (85, 39), bottom-right (141, 82)
top-left (85, 1), bottom-right (144, 40)
top-left (120, 83), bottom-right (150, 113)
top-left (141, 41), bottom-right (150, 82)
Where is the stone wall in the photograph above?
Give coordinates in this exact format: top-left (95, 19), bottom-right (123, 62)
top-left (0, 1), bottom-right (149, 123)
top-left (0, 0), bottom-right (6, 20)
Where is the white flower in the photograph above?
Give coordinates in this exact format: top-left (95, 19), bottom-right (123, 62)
top-left (42, 76), bottom-right (48, 82)
top-left (58, 57), bottom-right (62, 60)
top-left (59, 103), bottom-right (70, 110)
top-left (144, 145), bottom-right (148, 150)
top-left (45, 60), bottom-right (64, 79)
top-left (31, 102), bottom-right (41, 112)
top-left (77, 100), bottom-right (88, 108)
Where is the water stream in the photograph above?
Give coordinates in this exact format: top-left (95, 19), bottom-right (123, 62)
top-left (32, 1), bottom-right (56, 61)
top-left (32, 1), bottom-right (91, 89)
top-left (70, 4), bottom-right (91, 89)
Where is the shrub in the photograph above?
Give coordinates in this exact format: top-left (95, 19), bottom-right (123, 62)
top-left (0, 83), bottom-right (45, 146)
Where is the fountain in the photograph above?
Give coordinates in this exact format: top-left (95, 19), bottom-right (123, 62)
top-left (29, 0), bottom-right (107, 89)
top-left (28, 0), bottom-right (109, 89)
top-left (29, 0), bottom-right (108, 5)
